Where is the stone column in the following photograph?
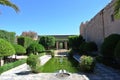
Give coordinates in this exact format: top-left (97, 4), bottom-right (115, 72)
top-left (56, 41), bottom-right (59, 50)
top-left (64, 41), bottom-right (68, 49)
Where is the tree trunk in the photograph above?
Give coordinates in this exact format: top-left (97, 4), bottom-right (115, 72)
top-left (0, 57), bottom-right (4, 66)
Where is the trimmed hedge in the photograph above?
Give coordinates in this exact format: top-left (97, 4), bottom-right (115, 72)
top-left (17, 36), bottom-right (35, 49)
top-left (101, 34), bottom-right (120, 59)
top-left (0, 59), bottom-right (26, 74)
top-left (114, 40), bottom-right (120, 63)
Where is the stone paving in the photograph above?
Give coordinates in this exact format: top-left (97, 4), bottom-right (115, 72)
top-left (73, 54), bottom-right (120, 80)
top-left (84, 63), bottom-right (120, 80)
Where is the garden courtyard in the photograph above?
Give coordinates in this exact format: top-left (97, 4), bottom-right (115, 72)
top-left (0, 49), bottom-right (120, 80)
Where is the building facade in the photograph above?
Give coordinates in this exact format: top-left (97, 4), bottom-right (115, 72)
top-left (80, 0), bottom-right (120, 48)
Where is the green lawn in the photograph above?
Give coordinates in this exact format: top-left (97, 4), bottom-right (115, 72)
top-left (40, 57), bottom-right (79, 73)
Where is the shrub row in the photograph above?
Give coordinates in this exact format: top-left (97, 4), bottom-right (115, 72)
top-left (0, 59), bottom-right (26, 74)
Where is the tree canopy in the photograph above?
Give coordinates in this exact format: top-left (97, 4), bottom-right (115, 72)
top-left (39, 36), bottom-right (55, 50)
top-left (27, 43), bottom-right (45, 55)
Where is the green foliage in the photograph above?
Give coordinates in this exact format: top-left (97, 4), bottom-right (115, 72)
top-left (39, 36), bottom-right (55, 49)
top-left (0, 59), bottom-right (26, 74)
top-left (17, 36), bottom-right (35, 49)
top-left (0, 30), bottom-right (16, 43)
top-left (79, 42), bottom-right (86, 54)
top-left (27, 43), bottom-right (45, 55)
top-left (0, 0), bottom-right (19, 13)
top-left (79, 55), bottom-right (95, 72)
top-left (114, 0), bottom-right (120, 19)
top-left (27, 54), bottom-right (41, 73)
top-left (50, 50), bottom-right (55, 57)
top-left (0, 39), bottom-right (15, 57)
top-left (68, 35), bottom-right (84, 51)
top-left (12, 44), bottom-right (26, 55)
top-left (101, 34), bottom-right (120, 59)
top-left (84, 42), bottom-right (97, 52)
top-left (114, 40), bottom-right (120, 62)
top-left (68, 49), bottom-right (75, 58)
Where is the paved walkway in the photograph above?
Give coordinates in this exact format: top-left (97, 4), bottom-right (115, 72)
top-left (73, 54), bottom-right (120, 80)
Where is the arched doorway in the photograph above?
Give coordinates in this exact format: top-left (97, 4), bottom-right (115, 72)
top-left (56, 40), bottom-right (68, 49)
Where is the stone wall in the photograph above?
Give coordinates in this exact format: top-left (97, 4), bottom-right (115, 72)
top-left (80, 0), bottom-right (120, 48)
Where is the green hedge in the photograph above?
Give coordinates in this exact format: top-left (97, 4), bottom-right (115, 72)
top-left (114, 40), bottom-right (120, 62)
top-left (68, 35), bottom-right (84, 51)
top-left (0, 30), bottom-right (16, 43)
top-left (0, 59), bottom-right (26, 74)
top-left (101, 34), bottom-right (120, 59)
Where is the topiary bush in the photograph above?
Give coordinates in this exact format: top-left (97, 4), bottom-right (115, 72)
top-left (27, 54), bottom-right (41, 73)
top-left (79, 55), bottom-right (95, 72)
top-left (114, 40), bottom-right (120, 63)
top-left (13, 44), bottom-right (26, 55)
top-left (101, 34), bottom-right (120, 59)
top-left (0, 39), bottom-right (15, 57)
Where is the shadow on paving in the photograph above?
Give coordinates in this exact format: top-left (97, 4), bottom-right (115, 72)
top-left (15, 71), bottom-right (32, 75)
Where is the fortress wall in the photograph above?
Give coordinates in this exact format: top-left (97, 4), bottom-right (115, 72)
top-left (80, 0), bottom-right (120, 48)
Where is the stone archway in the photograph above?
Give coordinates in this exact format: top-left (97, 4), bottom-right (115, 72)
top-left (56, 40), bottom-right (68, 50)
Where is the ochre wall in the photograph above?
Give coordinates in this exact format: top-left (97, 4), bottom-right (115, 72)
top-left (80, 0), bottom-right (120, 48)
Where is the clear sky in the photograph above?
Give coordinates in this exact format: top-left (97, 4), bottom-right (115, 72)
top-left (0, 0), bottom-right (111, 36)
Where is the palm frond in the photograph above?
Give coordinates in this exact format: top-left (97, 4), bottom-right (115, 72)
top-left (0, 0), bottom-right (19, 12)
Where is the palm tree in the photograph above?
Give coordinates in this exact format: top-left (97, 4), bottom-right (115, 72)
top-left (0, 0), bottom-right (19, 12)
top-left (114, 0), bottom-right (120, 18)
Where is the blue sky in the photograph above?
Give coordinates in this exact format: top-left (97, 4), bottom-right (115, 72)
top-left (0, 0), bottom-right (111, 36)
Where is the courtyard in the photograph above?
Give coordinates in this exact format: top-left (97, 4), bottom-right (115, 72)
top-left (0, 50), bottom-right (120, 80)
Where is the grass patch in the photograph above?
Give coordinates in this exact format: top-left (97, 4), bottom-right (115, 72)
top-left (40, 57), bottom-right (79, 73)
top-left (0, 59), bottom-right (26, 74)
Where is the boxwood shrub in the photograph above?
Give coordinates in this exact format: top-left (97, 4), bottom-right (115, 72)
top-left (27, 54), bottom-right (41, 73)
top-left (79, 55), bottom-right (95, 72)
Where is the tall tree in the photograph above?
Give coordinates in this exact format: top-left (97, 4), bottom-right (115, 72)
top-left (39, 36), bottom-right (55, 50)
top-left (0, 0), bottom-right (19, 12)
top-left (114, 0), bottom-right (120, 18)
